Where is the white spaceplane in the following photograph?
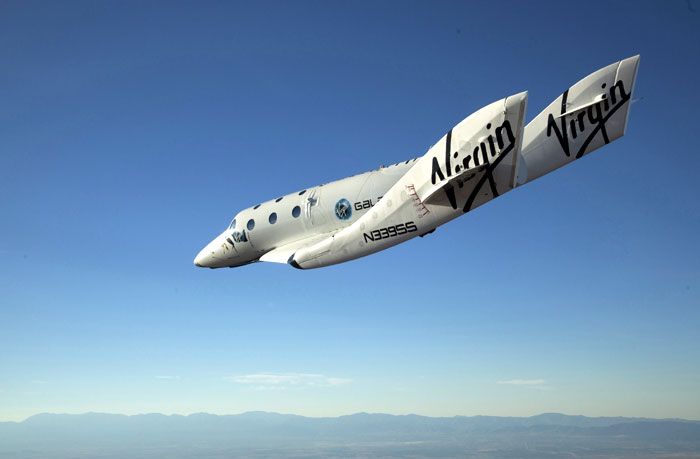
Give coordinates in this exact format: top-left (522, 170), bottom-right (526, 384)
top-left (195, 56), bottom-right (640, 270)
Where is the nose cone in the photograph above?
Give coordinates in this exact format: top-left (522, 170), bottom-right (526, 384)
top-left (193, 247), bottom-right (213, 267)
top-left (194, 233), bottom-right (230, 268)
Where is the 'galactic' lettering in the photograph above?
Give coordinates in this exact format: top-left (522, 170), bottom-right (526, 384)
top-left (353, 197), bottom-right (382, 211)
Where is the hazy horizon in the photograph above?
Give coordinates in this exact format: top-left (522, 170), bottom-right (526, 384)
top-left (6, 410), bottom-right (700, 423)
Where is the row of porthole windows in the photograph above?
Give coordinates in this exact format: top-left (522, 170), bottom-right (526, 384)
top-left (246, 205), bottom-right (302, 231)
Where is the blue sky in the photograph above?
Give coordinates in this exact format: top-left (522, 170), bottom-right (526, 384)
top-left (1, 1), bottom-right (699, 422)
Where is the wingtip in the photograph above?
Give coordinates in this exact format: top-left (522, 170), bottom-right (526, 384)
top-left (508, 91), bottom-right (528, 103)
top-left (622, 54), bottom-right (641, 66)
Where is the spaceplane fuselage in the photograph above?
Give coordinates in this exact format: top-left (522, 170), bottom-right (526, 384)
top-left (194, 56), bottom-right (640, 270)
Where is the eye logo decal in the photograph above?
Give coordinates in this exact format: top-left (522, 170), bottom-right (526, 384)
top-left (334, 198), bottom-right (352, 220)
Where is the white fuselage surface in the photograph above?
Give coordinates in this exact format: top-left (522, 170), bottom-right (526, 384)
top-left (195, 161), bottom-right (416, 268)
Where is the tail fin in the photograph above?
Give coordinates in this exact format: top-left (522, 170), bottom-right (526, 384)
top-left (519, 55), bottom-right (640, 183)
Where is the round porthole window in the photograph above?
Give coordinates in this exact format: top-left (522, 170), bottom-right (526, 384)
top-left (247, 219), bottom-right (255, 231)
top-left (268, 213), bottom-right (277, 224)
top-left (292, 206), bottom-right (301, 218)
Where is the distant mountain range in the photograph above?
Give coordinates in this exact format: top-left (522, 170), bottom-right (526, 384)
top-left (1, 412), bottom-right (699, 459)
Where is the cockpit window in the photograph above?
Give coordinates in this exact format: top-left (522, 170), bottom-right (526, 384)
top-left (232, 230), bottom-right (247, 243)
top-left (247, 219), bottom-right (255, 231)
top-left (228, 218), bottom-right (237, 229)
